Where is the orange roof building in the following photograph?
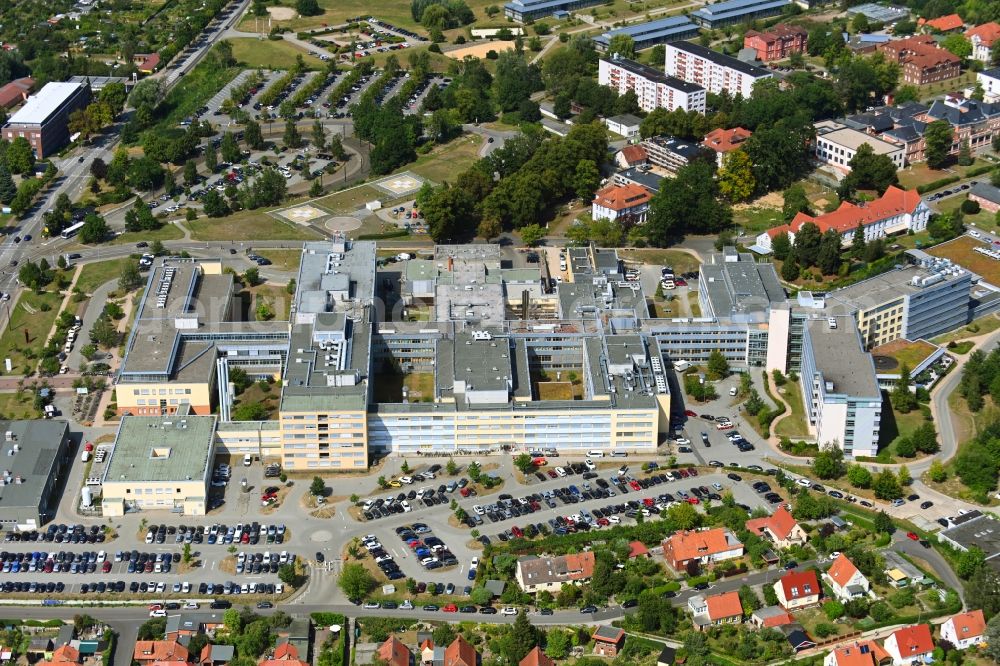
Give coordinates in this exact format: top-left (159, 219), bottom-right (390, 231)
top-left (940, 609), bottom-right (986, 649)
top-left (825, 641), bottom-right (890, 666)
top-left (134, 53), bottom-right (161, 74)
top-left (516, 552), bottom-right (595, 592)
top-left (662, 528), bottom-right (744, 570)
top-left (743, 24), bottom-right (808, 61)
top-left (444, 637), bottom-right (477, 666)
top-left (689, 590), bottom-right (743, 629)
top-left (757, 186), bottom-right (928, 252)
top-left (50, 646), bottom-right (80, 664)
top-left (376, 637), bottom-right (412, 666)
top-left (884, 625), bottom-right (934, 663)
top-left (592, 182), bottom-right (652, 224)
top-left (878, 35), bottom-right (961, 84)
top-left (966, 22), bottom-right (1000, 61)
top-left (628, 540), bottom-right (650, 558)
top-left (774, 569), bottom-right (821, 610)
top-left (824, 554), bottom-right (871, 601)
top-left (519, 647), bottom-right (554, 666)
top-left (744, 506), bottom-right (806, 548)
top-left (616, 144), bottom-right (649, 168)
top-left (0, 77), bottom-right (34, 109)
top-left (134, 642), bottom-right (190, 664)
top-left (918, 14), bottom-right (964, 32)
top-left (751, 606), bottom-right (795, 628)
top-left (702, 127), bottom-right (752, 166)
top-left (258, 644), bottom-right (309, 666)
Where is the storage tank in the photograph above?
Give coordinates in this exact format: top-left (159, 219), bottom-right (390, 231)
top-left (80, 486), bottom-right (93, 508)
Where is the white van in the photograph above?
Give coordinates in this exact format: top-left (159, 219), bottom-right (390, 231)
top-left (243, 454), bottom-right (253, 466)
top-left (729, 386), bottom-right (738, 396)
top-left (587, 450), bottom-right (605, 458)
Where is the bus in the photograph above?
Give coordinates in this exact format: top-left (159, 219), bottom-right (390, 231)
top-left (60, 221), bottom-right (85, 239)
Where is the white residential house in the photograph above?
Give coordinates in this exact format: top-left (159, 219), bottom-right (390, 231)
top-left (883, 625), bottom-right (934, 666)
top-left (939, 610), bottom-right (986, 650)
top-left (823, 554), bottom-right (871, 602)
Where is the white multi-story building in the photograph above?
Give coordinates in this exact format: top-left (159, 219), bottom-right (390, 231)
top-left (800, 317), bottom-right (882, 458)
top-left (663, 41), bottom-right (773, 98)
top-left (813, 120), bottom-right (906, 171)
top-left (598, 56), bottom-right (706, 113)
top-left (977, 67), bottom-right (1000, 103)
top-left (939, 611), bottom-right (986, 650)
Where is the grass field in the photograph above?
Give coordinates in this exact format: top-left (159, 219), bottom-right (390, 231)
top-left (407, 134), bottom-right (482, 183)
top-left (877, 403), bottom-right (929, 459)
top-left (618, 248), bottom-right (700, 274)
top-left (934, 194), bottom-right (997, 230)
top-left (247, 284), bottom-right (293, 320)
top-left (227, 38), bottom-right (323, 70)
top-left (0, 393), bottom-right (42, 419)
top-left (735, 206), bottom-right (783, 235)
top-left (186, 212), bottom-right (323, 241)
top-left (872, 339), bottom-right (937, 371)
top-left (316, 185), bottom-right (383, 213)
top-left (897, 158), bottom-right (993, 190)
top-left (372, 371), bottom-right (436, 402)
top-left (536, 381), bottom-right (574, 401)
top-left (107, 223), bottom-right (186, 246)
top-left (926, 235), bottom-right (1000, 284)
top-left (75, 258), bottom-right (134, 297)
top-left (0, 290), bottom-right (65, 375)
top-left (774, 379), bottom-right (810, 438)
top-left (153, 47), bottom-right (241, 131)
top-left (258, 250), bottom-right (303, 273)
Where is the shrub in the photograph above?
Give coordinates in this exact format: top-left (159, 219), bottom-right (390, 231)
top-left (960, 199), bottom-right (980, 214)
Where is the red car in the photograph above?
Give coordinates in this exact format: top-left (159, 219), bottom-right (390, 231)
top-left (642, 498), bottom-right (654, 507)
top-left (678, 468), bottom-right (689, 478)
top-left (102, 561), bottom-right (112, 573)
top-left (687, 467), bottom-right (698, 477)
top-left (532, 457), bottom-right (547, 466)
top-left (684, 410), bottom-right (697, 417)
top-left (547, 469), bottom-right (558, 479)
top-left (629, 480), bottom-right (641, 491)
top-left (906, 532), bottom-right (920, 541)
top-left (511, 526), bottom-right (523, 538)
top-left (686, 497), bottom-right (700, 505)
top-left (597, 517), bottom-right (609, 526)
top-left (675, 278), bottom-right (687, 286)
top-left (460, 487), bottom-right (472, 497)
top-left (442, 604), bottom-right (458, 612)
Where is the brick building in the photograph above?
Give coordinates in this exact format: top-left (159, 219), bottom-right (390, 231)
top-left (743, 24), bottom-right (808, 62)
top-left (1, 81), bottom-right (91, 157)
top-left (877, 36), bottom-right (961, 85)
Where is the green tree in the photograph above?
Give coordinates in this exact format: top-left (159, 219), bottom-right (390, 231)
top-left (781, 254), bottom-right (800, 281)
top-left (771, 231), bottom-right (792, 260)
top-left (232, 402), bottom-right (268, 421)
top-left (310, 476), bottom-right (326, 496)
top-left (782, 183), bottom-right (811, 221)
top-left (607, 34), bottom-right (636, 59)
top-left (0, 165), bottom-right (16, 204)
top-left (119, 262), bottom-right (143, 291)
top-left (890, 364), bottom-right (918, 412)
top-left (924, 120), bottom-right (954, 169)
top-left (897, 464), bottom-right (911, 486)
top-left (202, 190), bottom-right (230, 217)
top-left (873, 510), bottom-right (895, 534)
top-left (513, 453), bottom-right (535, 474)
top-left (957, 546), bottom-right (986, 579)
top-left (812, 447), bottom-right (845, 479)
top-left (283, 120), bottom-right (302, 149)
top-left (966, 565), bottom-right (1000, 618)
top-left (296, 0), bottom-right (322, 16)
top-left (244, 267), bottom-right (260, 286)
top-left (6, 137), bottom-right (35, 174)
top-left (958, 138), bottom-right (973, 167)
top-left (203, 141), bottom-right (218, 172)
top-left (520, 223), bottom-right (546, 247)
top-left (707, 350), bottom-right (729, 379)
top-left (666, 501), bottom-right (701, 530)
top-left (311, 120), bottom-right (327, 152)
top-left (573, 159), bottom-right (601, 201)
top-left (942, 34), bottom-right (972, 58)
top-left (245, 119), bottom-right (265, 150)
top-left (851, 224), bottom-right (867, 258)
top-left (985, 614), bottom-right (1000, 661)
top-left (873, 469), bottom-right (903, 500)
top-left (278, 563), bottom-right (298, 586)
top-left (928, 459), bottom-right (947, 482)
top-left (79, 213), bottom-right (110, 244)
top-left (816, 229), bottom-right (843, 275)
top-left (793, 221), bottom-right (822, 267)
top-left (183, 159), bottom-right (199, 185)
top-left (839, 143), bottom-right (898, 198)
top-left (646, 161), bottom-right (732, 246)
top-left (718, 149), bottom-right (756, 203)
top-left (338, 562), bottom-right (375, 601)
top-left (220, 132), bottom-right (241, 164)
top-left (545, 631), bottom-right (570, 659)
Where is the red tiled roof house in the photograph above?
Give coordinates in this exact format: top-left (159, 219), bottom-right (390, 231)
top-left (823, 641), bottom-right (891, 666)
top-left (662, 528), bottom-right (744, 571)
top-left (966, 22), bottom-right (1000, 62)
top-left (877, 36), bottom-right (961, 85)
top-left (883, 625), bottom-right (934, 666)
top-left (689, 590), bottom-right (744, 630)
top-left (745, 506), bottom-right (807, 549)
top-left (519, 647), bottom-right (554, 666)
top-left (774, 569), bottom-right (821, 610)
top-left (376, 637), bottom-right (412, 666)
top-left (755, 186), bottom-right (929, 252)
top-left (133, 642), bottom-right (190, 664)
top-left (743, 24), bottom-right (808, 61)
top-left (824, 554), bottom-right (871, 602)
top-left (939, 609), bottom-right (986, 650)
top-left (592, 183), bottom-right (652, 224)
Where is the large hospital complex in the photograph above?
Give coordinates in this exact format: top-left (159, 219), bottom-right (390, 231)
top-left (97, 238), bottom-right (992, 514)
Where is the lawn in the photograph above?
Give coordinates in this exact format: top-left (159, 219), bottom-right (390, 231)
top-left (688, 291), bottom-right (701, 317)
top-left (232, 381), bottom-right (281, 420)
top-left (75, 258), bottom-right (134, 297)
top-left (186, 211), bottom-right (323, 241)
top-left (536, 381), bottom-right (575, 400)
top-left (407, 134), bottom-right (482, 184)
top-left (371, 370), bottom-right (436, 403)
top-left (315, 185), bottom-right (383, 214)
top-left (897, 157), bottom-right (992, 190)
top-left (618, 248), bottom-right (701, 274)
top-left (774, 379), bottom-right (810, 438)
top-left (933, 194), bottom-right (996, 230)
top-left (227, 38), bottom-right (323, 70)
top-left (926, 235), bottom-right (1000, 285)
top-left (734, 206), bottom-right (783, 235)
top-left (0, 392), bottom-right (41, 419)
top-left (246, 284), bottom-right (293, 320)
top-left (152, 47), bottom-right (241, 131)
top-left (258, 250), bottom-right (303, 273)
top-left (877, 402), bottom-right (930, 460)
top-left (107, 223), bottom-right (186, 246)
top-left (871, 339), bottom-right (937, 371)
top-left (932, 313), bottom-right (1000, 345)
top-left (0, 290), bottom-right (66, 375)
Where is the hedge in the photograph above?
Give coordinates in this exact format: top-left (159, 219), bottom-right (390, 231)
top-left (357, 230), bottom-right (410, 240)
top-left (916, 175), bottom-right (960, 194)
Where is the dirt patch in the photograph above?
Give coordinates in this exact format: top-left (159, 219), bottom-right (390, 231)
top-left (311, 506), bottom-right (337, 519)
top-left (466, 539), bottom-right (484, 551)
top-left (444, 41), bottom-right (514, 60)
top-left (733, 191), bottom-right (783, 211)
top-left (219, 556), bottom-right (236, 575)
top-left (267, 6), bottom-right (297, 20)
top-left (348, 505), bottom-right (366, 522)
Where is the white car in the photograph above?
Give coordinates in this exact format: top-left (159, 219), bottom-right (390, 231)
top-left (500, 607), bottom-right (518, 616)
top-left (401, 500), bottom-right (411, 512)
top-left (149, 609), bottom-right (167, 618)
top-left (183, 602), bottom-right (199, 609)
top-left (608, 515), bottom-right (621, 524)
top-left (795, 478), bottom-right (810, 487)
top-left (713, 483), bottom-right (722, 490)
top-left (275, 583), bottom-right (284, 594)
top-left (674, 438), bottom-right (691, 446)
top-left (155, 582), bottom-right (166, 593)
top-left (473, 505), bottom-right (485, 515)
top-left (400, 600), bottom-right (413, 610)
top-left (471, 557), bottom-right (479, 569)
top-left (172, 582), bottom-right (182, 593)
top-left (400, 476), bottom-right (413, 485)
top-left (584, 459), bottom-right (596, 470)
top-left (181, 582), bottom-right (191, 594)
top-left (555, 467), bottom-right (567, 477)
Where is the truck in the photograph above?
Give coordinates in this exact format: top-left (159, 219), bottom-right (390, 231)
top-left (673, 360), bottom-right (691, 372)
top-left (81, 450), bottom-right (90, 463)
